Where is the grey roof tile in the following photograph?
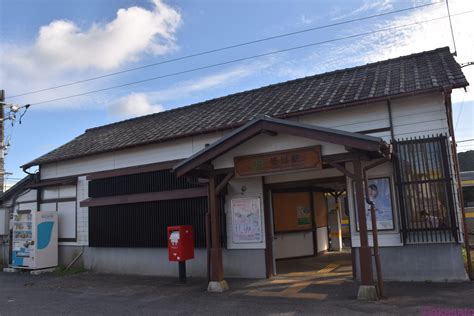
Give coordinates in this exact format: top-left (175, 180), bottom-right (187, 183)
top-left (23, 47), bottom-right (468, 168)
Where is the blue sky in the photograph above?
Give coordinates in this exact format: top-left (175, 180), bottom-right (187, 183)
top-left (1, 0), bottom-right (473, 185)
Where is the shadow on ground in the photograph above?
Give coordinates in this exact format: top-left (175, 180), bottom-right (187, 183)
top-left (0, 268), bottom-right (473, 315)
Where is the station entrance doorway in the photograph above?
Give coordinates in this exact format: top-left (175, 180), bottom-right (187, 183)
top-left (268, 177), bottom-right (353, 277)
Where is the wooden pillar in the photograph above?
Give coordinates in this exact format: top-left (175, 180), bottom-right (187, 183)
top-left (352, 154), bottom-right (374, 286)
top-left (207, 174), bottom-right (228, 291)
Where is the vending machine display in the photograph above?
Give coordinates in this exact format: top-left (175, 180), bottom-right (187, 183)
top-left (12, 210), bottom-right (58, 270)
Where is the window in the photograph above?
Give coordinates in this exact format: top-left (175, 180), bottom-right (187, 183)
top-left (463, 187), bottom-right (474, 208)
top-left (393, 135), bottom-right (459, 243)
top-left (40, 185), bottom-right (77, 242)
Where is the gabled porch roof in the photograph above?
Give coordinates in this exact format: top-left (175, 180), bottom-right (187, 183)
top-left (173, 116), bottom-right (389, 177)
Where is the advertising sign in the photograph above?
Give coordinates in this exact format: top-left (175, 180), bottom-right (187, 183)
top-left (231, 198), bottom-right (263, 243)
top-left (353, 177), bottom-right (395, 231)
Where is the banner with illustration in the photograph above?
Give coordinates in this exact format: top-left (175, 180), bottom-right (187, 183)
top-left (231, 198), bottom-right (263, 243)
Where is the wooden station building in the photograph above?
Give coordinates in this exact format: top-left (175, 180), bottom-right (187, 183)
top-left (4, 47), bottom-right (472, 295)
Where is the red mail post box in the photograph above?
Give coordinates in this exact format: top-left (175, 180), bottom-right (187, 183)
top-left (167, 225), bottom-right (194, 262)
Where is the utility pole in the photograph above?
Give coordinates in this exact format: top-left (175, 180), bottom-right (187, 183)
top-left (0, 90), bottom-right (4, 193)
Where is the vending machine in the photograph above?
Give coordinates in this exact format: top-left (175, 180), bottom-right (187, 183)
top-left (11, 210), bottom-right (58, 270)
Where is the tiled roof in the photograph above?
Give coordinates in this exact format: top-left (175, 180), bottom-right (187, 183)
top-left (23, 47), bottom-right (468, 168)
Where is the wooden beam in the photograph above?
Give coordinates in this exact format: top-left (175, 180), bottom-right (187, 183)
top-left (87, 159), bottom-right (183, 180)
top-left (208, 174), bottom-right (225, 282)
top-left (175, 117), bottom-right (386, 177)
top-left (264, 176), bottom-right (346, 191)
top-left (324, 160), bottom-right (355, 179)
top-left (261, 120), bottom-right (383, 152)
top-left (352, 153), bottom-right (374, 286)
top-left (176, 123), bottom-right (262, 177)
top-left (215, 170), bottom-right (234, 195)
top-left (26, 176), bottom-right (77, 189)
top-left (356, 127), bottom-right (391, 135)
top-left (79, 187), bottom-right (207, 207)
top-left (261, 129), bottom-right (278, 136)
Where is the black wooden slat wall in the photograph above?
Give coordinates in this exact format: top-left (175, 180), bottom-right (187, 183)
top-left (89, 198), bottom-right (204, 247)
top-left (88, 170), bottom-right (227, 248)
top-left (89, 170), bottom-right (200, 198)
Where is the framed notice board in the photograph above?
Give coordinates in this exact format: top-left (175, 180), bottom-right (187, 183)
top-left (272, 192), bottom-right (313, 233)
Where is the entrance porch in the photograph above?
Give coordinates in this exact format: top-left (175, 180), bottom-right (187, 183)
top-left (174, 116), bottom-right (390, 299)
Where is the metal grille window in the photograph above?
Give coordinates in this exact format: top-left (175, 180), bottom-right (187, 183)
top-left (393, 135), bottom-right (460, 243)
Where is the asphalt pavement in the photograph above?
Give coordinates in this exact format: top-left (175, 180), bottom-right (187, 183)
top-left (0, 271), bottom-right (473, 315)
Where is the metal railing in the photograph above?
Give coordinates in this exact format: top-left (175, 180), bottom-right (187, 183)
top-left (393, 135), bottom-right (460, 244)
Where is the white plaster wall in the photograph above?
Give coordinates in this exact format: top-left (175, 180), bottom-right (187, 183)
top-left (297, 93), bottom-right (448, 141)
top-left (40, 133), bottom-right (223, 179)
top-left (317, 227), bottom-right (329, 252)
top-left (274, 231), bottom-right (314, 259)
top-left (225, 177), bottom-right (266, 250)
top-left (213, 133), bottom-right (345, 170)
top-left (390, 93), bottom-right (448, 139)
top-left (16, 190), bottom-right (37, 203)
top-left (298, 101), bottom-right (390, 135)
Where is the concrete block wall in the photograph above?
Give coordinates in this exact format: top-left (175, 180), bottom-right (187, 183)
top-left (354, 243), bottom-right (468, 282)
top-left (80, 247), bottom-right (266, 278)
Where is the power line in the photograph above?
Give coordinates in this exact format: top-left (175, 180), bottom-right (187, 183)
top-left (457, 139), bottom-right (474, 143)
top-left (26, 10), bottom-right (474, 107)
top-left (445, 0), bottom-right (458, 55)
top-left (5, 1), bottom-right (443, 100)
top-left (455, 94), bottom-right (465, 131)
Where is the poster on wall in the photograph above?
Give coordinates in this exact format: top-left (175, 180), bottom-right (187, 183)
top-left (231, 198), bottom-right (263, 243)
top-left (353, 177), bottom-right (395, 231)
top-left (296, 206), bottom-right (311, 226)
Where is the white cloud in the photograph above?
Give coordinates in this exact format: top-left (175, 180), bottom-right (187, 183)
top-left (278, 0), bottom-right (474, 104)
top-left (332, 0), bottom-right (393, 21)
top-left (0, 0), bottom-right (181, 112)
top-left (301, 15), bottom-right (313, 25)
top-left (351, 0), bottom-right (474, 104)
top-left (2, 0), bottom-right (181, 74)
top-left (109, 93), bottom-right (164, 117)
top-left (109, 59), bottom-right (276, 117)
top-left (149, 64), bottom-right (260, 102)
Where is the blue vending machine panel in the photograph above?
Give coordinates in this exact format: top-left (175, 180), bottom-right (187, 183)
top-left (11, 210), bottom-right (58, 270)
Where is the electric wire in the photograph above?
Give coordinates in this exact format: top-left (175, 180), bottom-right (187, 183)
top-left (454, 94), bottom-right (465, 132)
top-left (457, 139), bottom-right (474, 143)
top-left (25, 9), bottom-right (474, 107)
top-left (445, 0), bottom-right (458, 55)
top-left (5, 1), bottom-right (443, 100)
